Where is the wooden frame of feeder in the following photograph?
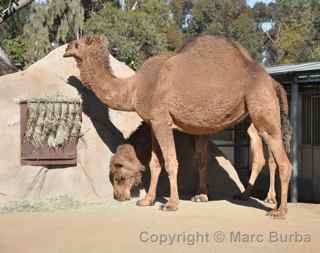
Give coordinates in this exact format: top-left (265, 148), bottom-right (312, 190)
top-left (19, 100), bottom-right (82, 166)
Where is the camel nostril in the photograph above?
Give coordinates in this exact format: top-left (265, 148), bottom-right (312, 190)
top-left (114, 192), bottom-right (126, 201)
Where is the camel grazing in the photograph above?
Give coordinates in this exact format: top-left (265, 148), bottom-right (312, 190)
top-left (64, 35), bottom-right (292, 218)
top-left (109, 123), bottom-right (199, 201)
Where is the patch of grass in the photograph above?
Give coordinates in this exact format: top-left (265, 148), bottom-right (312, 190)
top-left (0, 195), bottom-right (137, 213)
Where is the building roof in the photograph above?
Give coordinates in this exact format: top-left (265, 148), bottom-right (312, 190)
top-left (266, 61), bottom-right (320, 75)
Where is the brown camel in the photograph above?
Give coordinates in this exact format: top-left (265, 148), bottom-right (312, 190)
top-left (64, 35), bottom-right (292, 218)
top-left (105, 51), bottom-right (290, 203)
top-left (109, 123), bottom-right (199, 201)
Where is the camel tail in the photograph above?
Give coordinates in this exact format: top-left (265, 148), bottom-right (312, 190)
top-left (273, 80), bottom-right (293, 155)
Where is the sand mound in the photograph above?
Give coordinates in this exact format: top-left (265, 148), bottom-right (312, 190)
top-left (0, 45), bottom-right (142, 199)
top-left (0, 45), bottom-right (244, 200)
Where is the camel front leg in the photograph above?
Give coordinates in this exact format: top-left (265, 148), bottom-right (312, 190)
top-left (137, 133), bottom-right (162, 206)
top-left (151, 119), bottom-right (179, 211)
top-left (191, 135), bottom-right (209, 202)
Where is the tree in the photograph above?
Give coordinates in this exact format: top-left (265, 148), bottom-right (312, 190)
top-left (85, 0), bottom-right (173, 69)
top-left (252, 2), bottom-right (272, 24)
top-left (0, 43), bottom-right (17, 75)
top-left (264, 0), bottom-right (317, 65)
top-left (0, 0), bottom-right (32, 68)
top-left (22, 0), bottom-right (85, 64)
top-left (168, 0), bottom-right (193, 29)
top-left (0, 0), bottom-right (33, 24)
top-left (186, 0), bottom-right (264, 61)
top-left (231, 9), bottom-right (264, 61)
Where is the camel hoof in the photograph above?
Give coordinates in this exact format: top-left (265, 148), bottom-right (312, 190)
top-left (160, 201), bottom-right (178, 211)
top-left (191, 194), bottom-right (208, 202)
top-left (266, 208), bottom-right (287, 219)
top-left (264, 196), bottom-right (277, 205)
top-left (136, 197), bottom-right (155, 207)
top-left (233, 193), bottom-right (249, 201)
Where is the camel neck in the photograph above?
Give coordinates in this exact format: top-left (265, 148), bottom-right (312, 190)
top-left (79, 58), bottom-right (136, 112)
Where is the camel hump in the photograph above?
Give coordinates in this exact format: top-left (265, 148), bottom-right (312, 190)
top-left (177, 35), bottom-right (243, 54)
top-left (232, 41), bottom-right (254, 62)
top-left (176, 35), bottom-right (228, 52)
top-left (175, 35), bottom-right (256, 70)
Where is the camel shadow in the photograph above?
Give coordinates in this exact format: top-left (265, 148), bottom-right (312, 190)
top-left (67, 76), bottom-right (125, 153)
top-left (207, 142), bottom-right (272, 212)
top-left (140, 130), bottom-right (271, 212)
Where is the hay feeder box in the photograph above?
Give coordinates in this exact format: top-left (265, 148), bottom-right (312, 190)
top-left (19, 97), bottom-right (82, 166)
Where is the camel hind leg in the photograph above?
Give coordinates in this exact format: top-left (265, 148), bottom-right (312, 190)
top-left (265, 148), bottom-right (277, 205)
top-left (247, 80), bottom-right (292, 219)
top-left (259, 131), bottom-right (291, 218)
top-left (235, 124), bottom-right (277, 205)
top-left (234, 123), bottom-right (265, 200)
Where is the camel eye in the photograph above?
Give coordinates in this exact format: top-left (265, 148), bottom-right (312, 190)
top-left (114, 163), bottom-right (123, 169)
top-left (115, 175), bottom-right (126, 184)
top-left (75, 42), bottom-right (79, 49)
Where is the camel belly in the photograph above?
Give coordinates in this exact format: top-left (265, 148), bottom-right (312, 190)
top-left (169, 93), bottom-right (248, 135)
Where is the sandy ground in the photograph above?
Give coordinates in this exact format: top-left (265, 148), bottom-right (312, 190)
top-left (0, 199), bottom-right (319, 253)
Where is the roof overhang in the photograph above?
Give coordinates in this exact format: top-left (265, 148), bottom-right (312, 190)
top-left (265, 62), bottom-right (320, 85)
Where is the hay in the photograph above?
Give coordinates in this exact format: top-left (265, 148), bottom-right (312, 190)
top-left (24, 94), bottom-right (82, 149)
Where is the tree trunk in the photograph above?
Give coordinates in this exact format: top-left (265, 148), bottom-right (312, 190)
top-left (0, 46), bottom-right (17, 76)
top-left (0, 0), bottom-right (33, 24)
top-left (118, 0), bottom-right (126, 11)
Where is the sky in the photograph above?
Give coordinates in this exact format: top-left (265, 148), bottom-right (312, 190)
top-left (247, 0), bottom-right (274, 7)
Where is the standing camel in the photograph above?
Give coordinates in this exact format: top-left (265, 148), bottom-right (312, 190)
top-left (63, 35), bottom-right (292, 219)
top-left (101, 48), bottom-right (291, 204)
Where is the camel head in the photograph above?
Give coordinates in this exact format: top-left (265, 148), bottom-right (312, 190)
top-left (109, 144), bottom-right (145, 201)
top-left (63, 35), bottom-right (109, 72)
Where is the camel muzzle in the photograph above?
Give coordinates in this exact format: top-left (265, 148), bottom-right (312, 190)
top-left (63, 52), bottom-right (72, 58)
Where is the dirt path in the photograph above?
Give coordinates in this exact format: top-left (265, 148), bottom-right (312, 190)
top-left (0, 200), bottom-right (319, 253)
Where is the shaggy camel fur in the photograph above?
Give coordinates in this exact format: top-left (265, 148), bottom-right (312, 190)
top-left (64, 35), bottom-right (292, 218)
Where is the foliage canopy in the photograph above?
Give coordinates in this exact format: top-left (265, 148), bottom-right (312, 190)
top-left (2, 0), bottom-right (320, 68)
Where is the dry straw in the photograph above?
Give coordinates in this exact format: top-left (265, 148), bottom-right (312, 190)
top-left (24, 94), bottom-right (82, 149)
